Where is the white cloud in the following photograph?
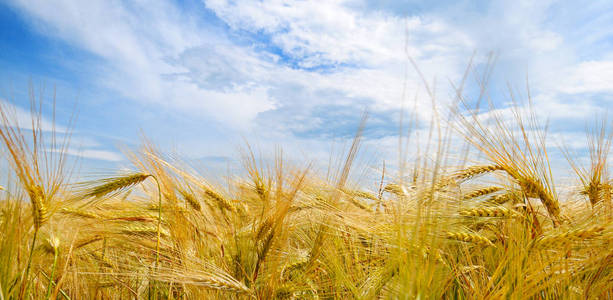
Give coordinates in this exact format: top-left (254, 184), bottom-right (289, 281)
top-left (205, 0), bottom-right (411, 65)
top-left (200, 0), bottom-right (483, 132)
top-left (47, 146), bottom-right (123, 162)
top-left (0, 99), bottom-right (121, 162)
top-left (556, 61), bottom-right (613, 94)
top-left (7, 0), bottom-right (274, 130)
top-left (11, 0), bottom-right (477, 121)
top-left (63, 148), bottom-right (123, 162)
top-left (5, 0), bottom-right (613, 166)
top-left (0, 99), bottom-right (67, 132)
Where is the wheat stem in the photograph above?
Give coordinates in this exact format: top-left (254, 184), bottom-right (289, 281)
top-left (20, 228), bottom-right (39, 299)
top-left (45, 237), bottom-right (59, 300)
top-left (153, 175), bottom-right (162, 268)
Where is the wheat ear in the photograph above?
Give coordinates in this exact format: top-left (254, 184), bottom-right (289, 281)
top-left (383, 183), bottom-right (407, 196)
top-left (459, 206), bottom-right (518, 218)
top-left (453, 165), bottom-right (503, 182)
top-left (445, 231), bottom-right (495, 247)
top-left (348, 197), bottom-right (373, 212)
top-left (27, 184), bottom-right (47, 230)
top-left (60, 207), bottom-right (100, 219)
top-left (518, 177), bottom-right (560, 223)
top-left (536, 225), bottom-right (605, 248)
top-left (82, 173), bottom-right (151, 198)
top-left (484, 192), bottom-right (516, 205)
top-left (463, 186), bottom-right (503, 200)
top-left (343, 189), bottom-right (378, 201)
top-left (581, 182), bottom-right (610, 206)
top-left (179, 189), bottom-right (201, 211)
top-left (204, 188), bottom-right (235, 212)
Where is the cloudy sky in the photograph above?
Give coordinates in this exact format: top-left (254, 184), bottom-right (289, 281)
top-left (0, 0), bottom-right (612, 175)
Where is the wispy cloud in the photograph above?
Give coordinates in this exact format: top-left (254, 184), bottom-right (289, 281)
top-left (0, 98), bottom-right (65, 132)
top-left (61, 148), bottom-right (123, 162)
top-left (1, 0), bottom-right (612, 168)
top-left (0, 98), bottom-right (123, 162)
top-left (556, 61), bottom-right (613, 94)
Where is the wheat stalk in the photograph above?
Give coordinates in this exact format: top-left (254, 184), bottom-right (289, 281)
top-left (79, 172), bottom-right (166, 268)
top-left (45, 233), bottom-right (60, 300)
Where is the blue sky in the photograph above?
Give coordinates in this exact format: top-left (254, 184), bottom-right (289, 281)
top-left (0, 0), bottom-right (612, 176)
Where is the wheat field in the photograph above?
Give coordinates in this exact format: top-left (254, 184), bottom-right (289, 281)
top-left (0, 92), bottom-right (611, 299)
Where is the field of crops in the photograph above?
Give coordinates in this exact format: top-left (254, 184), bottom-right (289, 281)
top-left (0, 95), bottom-right (611, 299)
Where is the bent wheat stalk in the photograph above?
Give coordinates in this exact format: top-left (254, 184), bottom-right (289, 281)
top-left (78, 173), bottom-right (163, 266)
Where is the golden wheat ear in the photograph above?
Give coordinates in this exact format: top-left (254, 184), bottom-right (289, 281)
top-left (78, 173), bottom-right (151, 199)
top-left (178, 188), bottom-right (201, 211)
top-left (463, 186), bottom-right (504, 200)
top-left (483, 192), bottom-right (518, 205)
top-left (203, 188), bottom-right (235, 212)
top-left (453, 165), bottom-right (504, 182)
top-left (383, 183), bottom-right (407, 196)
top-left (445, 231), bottom-right (495, 247)
top-left (28, 184), bottom-right (47, 230)
top-left (459, 206), bottom-right (518, 218)
top-left (535, 225), bottom-right (605, 248)
top-left (59, 207), bottom-right (100, 219)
